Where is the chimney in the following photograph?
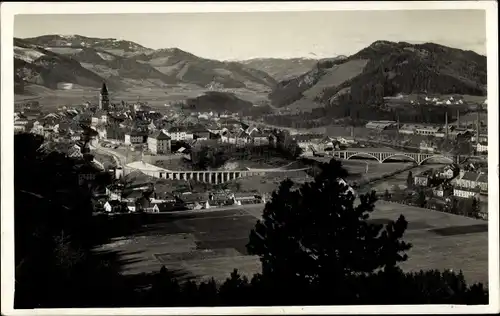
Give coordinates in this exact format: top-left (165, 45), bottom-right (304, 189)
top-left (350, 126), bottom-right (354, 138)
top-left (445, 112), bottom-right (448, 140)
top-left (476, 111), bottom-right (480, 143)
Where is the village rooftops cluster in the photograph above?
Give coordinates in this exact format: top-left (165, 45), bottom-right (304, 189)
top-left (411, 163), bottom-right (488, 205)
top-left (100, 179), bottom-right (265, 214)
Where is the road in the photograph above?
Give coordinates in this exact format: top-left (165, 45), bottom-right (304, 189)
top-left (91, 144), bottom-right (126, 168)
top-left (104, 203), bottom-right (265, 220)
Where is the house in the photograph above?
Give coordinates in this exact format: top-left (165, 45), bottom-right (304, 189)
top-left (67, 145), bottom-right (84, 158)
top-left (231, 192), bottom-right (261, 205)
top-left (414, 175), bottom-right (429, 187)
top-left (419, 141), bottom-right (436, 153)
top-left (251, 131), bottom-right (270, 146)
top-left (293, 134), bottom-right (324, 148)
top-left (75, 163), bottom-right (100, 186)
top-left (245, 125), bottom-right (260, 135)
top-left (207, 125), bottom-right (225, 135)
top-left (121, 190), bottom-right (145, 203)
top-left (476, 142), bottom-right (488, 154)
top-left (433, 186), bottom-right (445, 197)
top-left (14, 115), bottom-right (29, 131)
top-left (220, 130), bottom-right (237, 144)
top-left (414, 125), bottom-right (441, 136)
top-left (150, 202), bottom-right (178, 213)
top-left (190, 125), bottom-right (211, 140)
top-left (91, 110), bottom-right (108, 126)
top-left (453, 187), bottom-right (480, 199)
top-left (455, 170), bottom-right (488, 191)
top-left (168, 126), bottom-right (194, 141)
top-left (96, 125), bottom-right (107, 140)
top-left (365, 120), bottom-right (397, 130)
top-left (236, 130), bottom-right (252, 146)
top-left (471, 133), bottom-right (488, 143)
top-left (219, 118), bottom-right (243, 130)
top-left (439, 165), bottom-right (457, 179)
top-left (106, 183), bottom-right (125, 201)
top-left (125, 201), bottom-right (137, 212)
top-left (268, 133), bottom-right (279, 147)
top-left (124, 131), bottom-right (147, 145)
top-left (148, 130), bottom-right (172, 155)
top-left (399, 124), bottom-right (416, 135)
top-left (14, 122), bottom-right (27, 133)
top-left (103, 200), bottom-right (122, 213)
top-left (476, 173), bottom-right (488, 192)
top-left (179, 192), bottom-right (210, 209)
top-left (336, 136), bottom-right (356, 145)
top-left (449, 126), bottom-right (468, 136)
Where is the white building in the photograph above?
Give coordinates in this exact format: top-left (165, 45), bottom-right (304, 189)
top-left (414, 125), bottom-right (441, 136)
top-left (453, 171), bottom-right (488, 192)
top-left (337, 136), bottom-right (356, 145)
top-left (419, 141), bottom-right (436, 153)
top-left (471, 133), bottom-right (488, 143)
top-left (148, 130), bottom-right (171, 155)
top-left (124, 132), bottom-right (146, 145)
top-left (439, 166), bottom-right (456, 179)
top-left (477, 142), bottom-right (488, 153)
top-left (365, 120), bottom-right (397, 130)
top-left (167, 126), bottom-right (194, 141)
top-left (453, 187), bottom-right (480, 199)
top-left (433, 186), bottom-right (445, 197)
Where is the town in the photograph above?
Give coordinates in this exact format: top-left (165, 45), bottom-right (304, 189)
top-left (14, 82), bottom-right (489, 220)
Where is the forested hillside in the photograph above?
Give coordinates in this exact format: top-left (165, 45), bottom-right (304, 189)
top-left (268, 41), bottom-right (487, 113)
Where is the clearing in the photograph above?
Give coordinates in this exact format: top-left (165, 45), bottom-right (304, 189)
top-left (96, 201), bottom-right (488, 285)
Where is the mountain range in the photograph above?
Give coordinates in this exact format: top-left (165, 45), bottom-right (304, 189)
top-left (14, 35), bottom-right (487, 114)
top-left (14, 35), bottom-right (278, 95)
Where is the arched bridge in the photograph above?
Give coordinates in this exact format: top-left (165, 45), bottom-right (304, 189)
top-left (122, 161), bottom-right (310, 185)
top-left (331, 150), bottom-right (459, 165)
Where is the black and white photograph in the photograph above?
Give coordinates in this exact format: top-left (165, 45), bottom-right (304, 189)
top-left (1, 1), bottom-right (499, 314)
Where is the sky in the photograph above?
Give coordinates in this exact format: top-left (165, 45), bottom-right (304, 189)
top-left (14, 10), bottom-right (486, 60)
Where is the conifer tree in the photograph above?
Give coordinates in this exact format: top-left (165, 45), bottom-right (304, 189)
top-left (247, 159), bottom-right (412, 287)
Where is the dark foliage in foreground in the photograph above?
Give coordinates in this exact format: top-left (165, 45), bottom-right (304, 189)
top-left (143, 267), bottom-right (488, 306)
top-left (14, 134), bottom-right (488, 308)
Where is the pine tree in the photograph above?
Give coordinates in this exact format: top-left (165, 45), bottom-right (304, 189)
top-left (470, 198), bottom-right (481, 218)
top-left (406, 171), bottom-right (413, 188)
top-left (384, 189), bottom-right (391, 200)
top-left (247, 158), bottom-right (412, 287)
top-left (417, 189), bottom-right (427, 208)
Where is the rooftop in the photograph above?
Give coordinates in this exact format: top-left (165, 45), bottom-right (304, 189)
top-left (476, 174), bottom-right (488, 184)
top-left (168, 126), bottom-right (188, 133)
top-left (462, 171), bottom-right (480, 181)
top-left (150, 130), bottom-right (171, 140)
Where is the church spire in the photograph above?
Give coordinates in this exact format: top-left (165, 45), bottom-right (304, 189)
top-left (99, 82), bottom-right (110, 111)
top-left (101, 82), bottom-right (108, 95)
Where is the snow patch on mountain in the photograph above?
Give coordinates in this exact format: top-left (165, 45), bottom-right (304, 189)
top-left (96, 52), bottom-right (115, 61)
top-left (14, 46), bottom-right (45, 63)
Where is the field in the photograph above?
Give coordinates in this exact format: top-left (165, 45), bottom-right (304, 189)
top-left (96, 201), bottom-right (488, 285)
top-left (15, 84), bottom-right (269, 109)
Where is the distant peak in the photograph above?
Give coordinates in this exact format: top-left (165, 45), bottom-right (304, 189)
top-left (158, 47), bottom-right (182, 52)
top-left (369, 40), bottom-right (397, 47)
top-left (58, 34), bottom-right (77, 39)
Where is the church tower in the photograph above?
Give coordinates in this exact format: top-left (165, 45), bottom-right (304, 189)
top-left (99, 82), bottom-right (110, 111)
